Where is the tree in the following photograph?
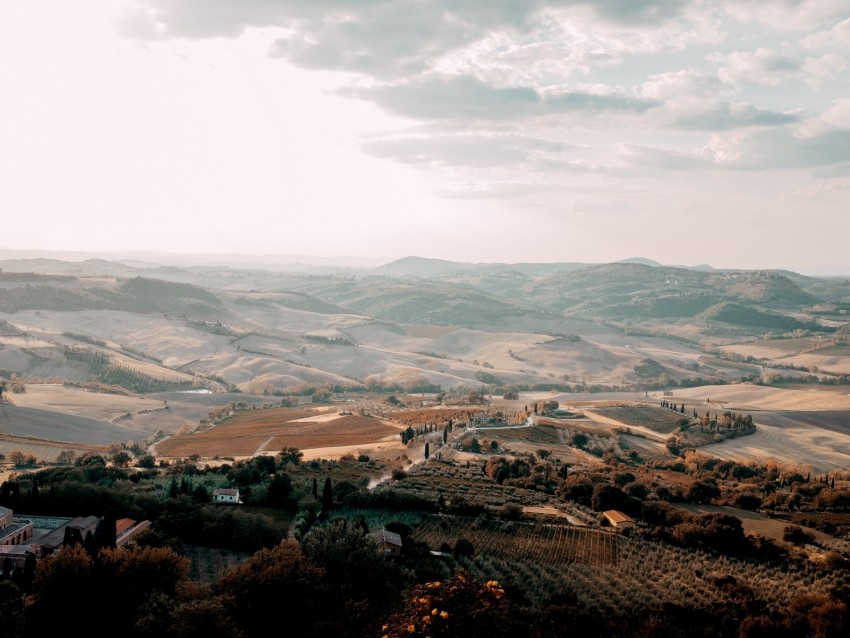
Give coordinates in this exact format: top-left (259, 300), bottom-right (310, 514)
top-left (591, 484), bottom-right (627, 512)
top-left (783, 525), bottom-right (814, 546)
top-left (453, 538), bottom-right (474, 558)
top-left (278, 447), bottom-right (303, 466)
top-left (266, 473), bottom-right (292, 506)
top-left (94, 514), bottom-right (117, 550)
top-left (321, 477), bottom-right (333, 513)
top-left (112, 451), bottom-right (131, 467)
top-left (136, 454), bottom-right (156, 469)
top-left (302, 519), bottom-right (411, 635)
top-left (8, 451), bottom-right (26, 467)
top-left (424, 442), bottom-right (430, 460)
top-left (311, 477), bottom-right (318, 499)
top-left (55, 450), bottom-right (76, 465)
top-left (215, 540), bottom-right (323, 638)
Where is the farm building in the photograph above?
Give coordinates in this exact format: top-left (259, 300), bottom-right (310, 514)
top-left (0, 505), bottom-right (33, 546)
top-left (0, 545), bottom-right (36, 571)
top-left (212, 487), bottom-right (243, 504)
top-left (35, 515), bottom-right (101, 556)
top-left (116, 518), bottom-right (152, 547)
top-left (370, 529), bottom-right (403, 556)
top-left (603, 510), bottom-right (636, 531)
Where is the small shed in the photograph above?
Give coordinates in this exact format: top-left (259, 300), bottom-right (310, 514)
top-left (603, 510), bottom-right (636, 531)
top-left (370, 529), bottom-right (403, 556)
top-left (212, 488), bottom-right (242, 504)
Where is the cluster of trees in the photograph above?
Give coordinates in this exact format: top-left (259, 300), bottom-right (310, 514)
top-left (3, 519), bottom-right (418, 638)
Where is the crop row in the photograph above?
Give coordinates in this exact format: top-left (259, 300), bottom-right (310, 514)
top-left (412, 515), bottom-right (619, 567)
top-left (447, 534), bottom-right (846, 613)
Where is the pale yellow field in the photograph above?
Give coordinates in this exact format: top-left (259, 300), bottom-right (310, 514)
top-left (669, 384), bottom-right (850, 411)
top-left (6, 383), bottom-right (166, 420)
top-left (700, 422), bottom-right (850, 474)
top-left (300, 440), bottom-right (406, 461)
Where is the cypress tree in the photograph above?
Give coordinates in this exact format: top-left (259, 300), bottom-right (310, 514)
top-left (322, 477), bottom-right (333, 512)
top-left (168, 476), bottom-right (179, 498)
top-left (425, 442), bottom-right (430, 460)
top-left (312, 477), bottom-right (318, 498)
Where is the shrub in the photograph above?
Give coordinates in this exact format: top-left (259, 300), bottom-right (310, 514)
top-left (782, 525), bottom-right (814, 546)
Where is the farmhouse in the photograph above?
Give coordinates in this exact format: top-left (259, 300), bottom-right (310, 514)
top-left (603, 510), bottom-right (636, 531)
top-left (370, 528), bottom-right (403, 556)
top-left (0, 505), bottom-right (33, 546)
top-left (212, 487), bottom-right (243, 504)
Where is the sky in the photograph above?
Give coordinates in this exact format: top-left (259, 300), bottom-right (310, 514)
top-left (1, 1), bottom-right (849, 274)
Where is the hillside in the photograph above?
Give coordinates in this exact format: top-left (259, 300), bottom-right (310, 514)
top-left (0, 259), bottom-right (848, 399)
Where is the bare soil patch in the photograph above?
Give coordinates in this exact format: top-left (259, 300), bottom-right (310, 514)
top-left (156, 407), bottom-right (400, 458)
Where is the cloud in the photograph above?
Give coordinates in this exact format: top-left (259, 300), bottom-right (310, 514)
top-left (713, 48), bottom-right (801, 86)
top-left (361, 133), bottom-right (571, 168)
top-left (638, 70), bottom-right (800, 130)
top-left (786, 176), bottom-right (850, 199)
top-left (802, 17), bottom-right (850, 49)
top-left (671, 102), bottom-right (799, 130)
top-left (126, 1), bottom-right (703, 79)
top-left (719, 0), bottom-right (849, 31)
top-left (709, 48), bottom-right (846, 89)
top-left (797, 98), bottom-right (850, 137)
top-left (621, 144), bottom-right (711, 170)
top-left (345, 73), bottom-right (658, 121)
top-left (699, 128), bottom-right (850, 169)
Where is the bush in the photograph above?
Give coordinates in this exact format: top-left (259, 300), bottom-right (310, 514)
top-left (497, 503), bottom-right (523, 521)
top-left (782, 525), bottom-right (814, 546)
top-left (453, 538), bottom-right (474, 557)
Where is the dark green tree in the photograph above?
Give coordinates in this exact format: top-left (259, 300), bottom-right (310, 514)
top-left (266, 473), bottom-right (292, 506)
top-left (321, 477), bottom-right (333, 513)
top-left (424, 442), bottom-right (430, 460)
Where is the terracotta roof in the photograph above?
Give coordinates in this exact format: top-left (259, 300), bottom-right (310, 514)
top-left (214, 488), bottom-right (240, 496)
top-left (116, 518), bottom-right (135, 536)
top-left (603, 510), bottom-right (634, 524)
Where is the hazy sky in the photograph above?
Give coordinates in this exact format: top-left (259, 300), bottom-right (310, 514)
top-left (2, 1), bottom-right (849, 273)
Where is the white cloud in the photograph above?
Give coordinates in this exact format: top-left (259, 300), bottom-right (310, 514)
top-left (714, 48), bottom-right (802, 86)
top-left (797, 98), bottom-right (850, 137)
top-left (787, 176), bottom-right (850, 199)
top-left (801, 17), bottom-right (850, 49)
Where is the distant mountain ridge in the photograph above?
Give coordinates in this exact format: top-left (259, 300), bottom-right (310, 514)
top-left (0, 254), bottom-right (848, 399)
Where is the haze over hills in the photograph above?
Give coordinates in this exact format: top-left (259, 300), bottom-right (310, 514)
top-left (0, 251), bottom-right (848, 407)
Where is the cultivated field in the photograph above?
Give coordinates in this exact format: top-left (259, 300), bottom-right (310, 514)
top-left (155, 407), bottom-right (402, 458)
top-left (676, 503), bottom-right (830, 543)
top-left (5, 383), bottom-right (166, 420)
top-left (412, 515), bottom-right (620, 566)
top-left (669, 384), bottom-right (850, 410)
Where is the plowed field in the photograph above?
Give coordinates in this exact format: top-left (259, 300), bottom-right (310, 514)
top-left (156, 407), bottom-right (399, 458)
